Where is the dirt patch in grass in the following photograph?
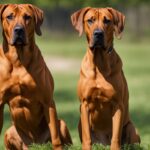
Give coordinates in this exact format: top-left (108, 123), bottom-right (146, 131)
top-left (44, 56), bottom-right (80, 72)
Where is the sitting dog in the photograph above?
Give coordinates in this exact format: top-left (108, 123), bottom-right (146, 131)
top-left (0, 4), bottom-right (72, 150)
top-left (71, 7), bottom-right (140, 150)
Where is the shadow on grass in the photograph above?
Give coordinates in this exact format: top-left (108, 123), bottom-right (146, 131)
top-left (59, 108), bottom-right (80, 132)
top-left (54, 88), bottom-right (80, 133)
top-left (130, 108), bottom-right (150, 143)
top-left (131, 109), bottom-right (150, 130)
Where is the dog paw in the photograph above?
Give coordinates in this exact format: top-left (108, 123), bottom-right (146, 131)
top-left (110, 143), bottom-right (121, 150)
top-left (53, 145), bottom-right (63, 150)
top-left (82, 144), bottom-right (92, 150)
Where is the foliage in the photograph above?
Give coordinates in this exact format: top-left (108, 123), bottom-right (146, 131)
top-left (0, 0), bottom-right (150, 8)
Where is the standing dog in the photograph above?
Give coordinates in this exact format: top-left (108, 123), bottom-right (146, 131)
top-left (0, 4), bottom-right (72, 150)
top-left (71, 7), bottom-right (140, 150)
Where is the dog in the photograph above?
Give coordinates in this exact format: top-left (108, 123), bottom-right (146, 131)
top-left (0, 4), bottom-right (72, 150)
top-left (71, 7), bottom-right (140, 150)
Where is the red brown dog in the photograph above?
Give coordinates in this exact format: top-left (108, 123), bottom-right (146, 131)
top-left (0, 4), bottom-right (72, 150)
top-left (71, 7), bottom-right (140, 150)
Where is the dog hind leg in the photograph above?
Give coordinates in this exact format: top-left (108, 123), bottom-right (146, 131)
top-left (58, 119), bottom-right (73, 146)
top-left (122, 121), bottom-right (140, 144)
top-left (4, 125), bottom-right (29, 150)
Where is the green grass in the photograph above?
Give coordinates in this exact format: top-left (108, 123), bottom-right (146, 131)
top-left (29, 142), bottom-right (147, 150)
top-left (0, 35), bottom-right (150, 149)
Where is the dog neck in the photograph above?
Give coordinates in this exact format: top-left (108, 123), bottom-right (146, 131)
top-left (3, 39), bottom-right (35, 68)
top-left (90, 47), bottom-right (111, 76)
top-left (81, 47), bottom-right (122, 79)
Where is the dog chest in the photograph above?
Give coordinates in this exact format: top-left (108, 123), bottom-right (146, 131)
top-left (10, 67), bottom-right (36, 92)
top-left (80, 77), bottom-right (116, 103)
top-left (6, 68), bottom-right (44, 129)
top-left (79, 77), bottom-right (116, 131)
top-left (8, 95), bottom-right (43, 130)
top-left (1, 66), bottom-right (45, 130)
top-left (1, 66), bottom-right (40, 105)
top-left (89, 101), bottom-right (113, 131)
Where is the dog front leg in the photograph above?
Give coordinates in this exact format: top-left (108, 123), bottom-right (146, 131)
top-left (81, 100), bottom-right (91, 150)
top-left (111, 103), bottom-right (124, 150)
top-left (44, 100), bottom-right (62, 150)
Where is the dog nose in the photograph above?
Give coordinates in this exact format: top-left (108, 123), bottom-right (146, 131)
top-left (14, 26), bottom-right (24, 35)
top-left (94, 29), bottom-right (104, 38)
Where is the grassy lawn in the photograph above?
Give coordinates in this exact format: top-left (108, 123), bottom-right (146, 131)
top-left (0, 35), bottom-right (150, 149)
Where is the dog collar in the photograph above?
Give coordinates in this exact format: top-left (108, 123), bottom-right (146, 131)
top-left (108, 46), bottom-right (113, 54)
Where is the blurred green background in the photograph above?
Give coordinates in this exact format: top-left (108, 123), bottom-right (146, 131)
top-left (0, 0), bottom-right (150, 149)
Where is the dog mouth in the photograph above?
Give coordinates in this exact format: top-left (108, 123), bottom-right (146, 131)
top-left (12, 36), bottom-right (26, 46)
top-left (94, 41), bottom-right (105, 48)
top-left (90, 40), bottom-right (105, 51)
top-left (89, 29), bottom-right (106, 50)
top-left (11, 26), bottom-right (27, 46)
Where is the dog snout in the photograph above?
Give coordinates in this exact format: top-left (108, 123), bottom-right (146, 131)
top-left (94, 29), bottom-right (104, 39)
top-left (12, 25), bottom-right (26, 45)
top-left (14, 26), bottom-right (25, 36)
top-left (92, 29), bottom-right (104, 49)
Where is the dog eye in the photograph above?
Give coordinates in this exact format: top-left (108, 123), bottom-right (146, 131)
top-left (87, 18), bottom-right (95, 25)
top-left (7, 14), bottom-right (13, 20)
top-left (103, 17), bottom-right (111, 24)
top-left (24, 15), bottom-right (31, 20)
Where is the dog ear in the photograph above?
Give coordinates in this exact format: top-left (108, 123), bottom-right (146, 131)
top-left (0, 4), bottom-right (8, 21)
top-left (29, 4), bottom-right (44, 36)
top-left (107, 7), bottom-right (125, 39)
top-left (71, 7), bottom-right (91, 36)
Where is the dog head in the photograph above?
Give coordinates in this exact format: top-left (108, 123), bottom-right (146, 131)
top-left (71, 7), bottom-right (125, 51)
top-left (0, 4), bottom-right (43, 46)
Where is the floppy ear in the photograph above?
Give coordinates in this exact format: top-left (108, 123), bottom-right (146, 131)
top-left (71, 7), bottom-right (91, 36)
top-left (29, 4), bottom-right (44, 36)
top-left (0, 4), bottom-right (8, 21)
top-left (107, 7), bottom-right (125, 39)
